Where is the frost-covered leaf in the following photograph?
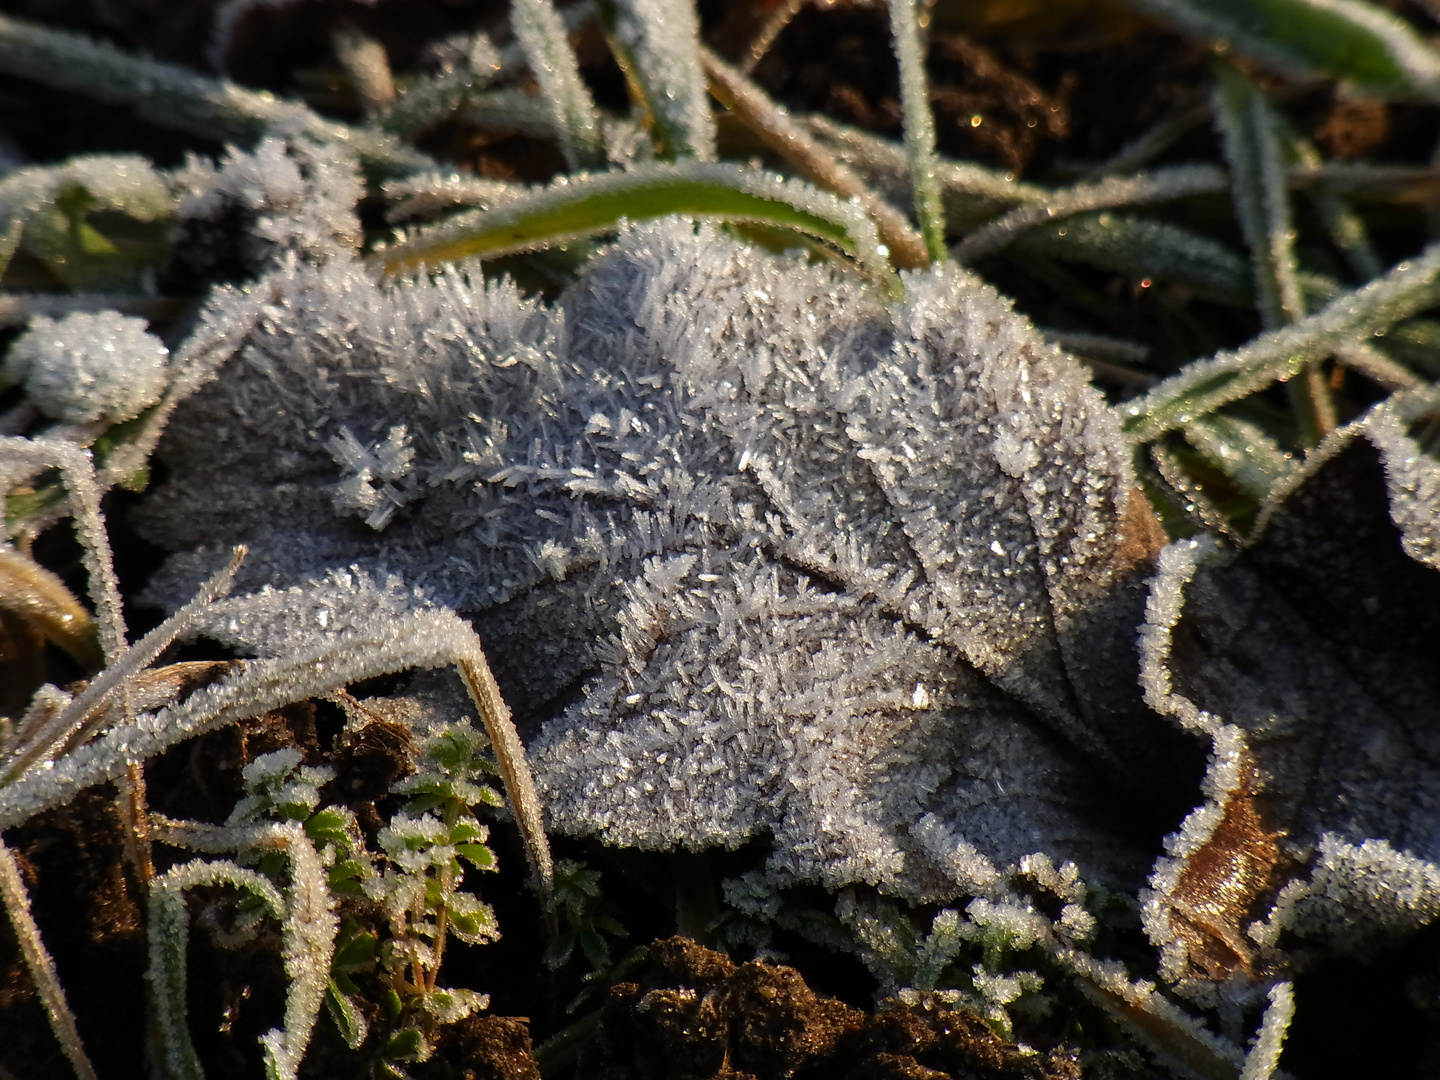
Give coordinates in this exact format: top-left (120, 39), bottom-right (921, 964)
top-left (141, 220), bottom-right (1188, 898)
top-left (0, 154), bottom-right (170, 288)
top-left (168, 136), bottom-right (362, 280)
top-left (1139, 390), bottom-right (1440, 971)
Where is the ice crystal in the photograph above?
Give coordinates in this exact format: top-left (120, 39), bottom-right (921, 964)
top-left (3, 311), bottom-right (170, 424)
top-left (168, 135), bottom-right (361, 280)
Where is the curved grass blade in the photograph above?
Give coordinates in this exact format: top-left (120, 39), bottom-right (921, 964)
top-left (371, 161), bottom-right (899, 294)
top-left (600, 0), bottom-right (715, 161)
top-left (1013, 213), bottom-right (1255, 304)
top-left (888, 0), bottom-right (947, 262)
top-left (954, 164), bottom-right (1229, 262)
top-left (1120, 240), bottom-right (1440, 442)
top-left (511, 0), bottom-right (606, 170)
top-left (1115, 0), bottom-right (1440, 101)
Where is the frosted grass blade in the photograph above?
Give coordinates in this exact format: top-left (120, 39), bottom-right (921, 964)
top-left (1213, 67), bottom-right (1304, 329)
top-left (511, 0), bottom-right (606, 170)
top-left (0, 13), bottom-right (429, 177)
top-left (371, 162), bottom-right (899, 293)
top-left (1182, 414), bottom-right (1297, 500)
top-left (1120, 240), bottom-right (1440, 442)
top-left (701, 48), bottom-right (927, 268)
top-left (954, 164), bottom-right (1228, 262)
top-left (1239, 982), bottom-right (1294, 1080)
top-left (1286, 128), bottom-right (1384, 281)
top-left (1014, 213), bottom-right (1254, 303)
top-left (1213, 65), bottom-right (1334, 441)
top-left (601, 0), bottom-right (715, 160)
top-left (803, 114), bottom-right (1047, 229)
top-left (888, 0), bottom-right (947, 262)
top-left (1116, 0), bottom-right (1440, 101)
top-left (0, 837), bottom-right (99, 1080)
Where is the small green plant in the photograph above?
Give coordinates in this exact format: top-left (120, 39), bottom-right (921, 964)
top-left (147, 721), bottom-right (508, 1078)
top-left (367, 721), bottom-right (502, 1066)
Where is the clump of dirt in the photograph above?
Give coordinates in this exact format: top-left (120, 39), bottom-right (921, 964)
top-left (580, 937), bottom-right (1081, 1080)
top-left (422, 1014), bottom-right (543, 1080)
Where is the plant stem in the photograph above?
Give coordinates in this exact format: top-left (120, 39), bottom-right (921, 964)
top-left (888, 0), bottom-right (947, 262)
top-left (0, 837), bottom-right (99, 1080)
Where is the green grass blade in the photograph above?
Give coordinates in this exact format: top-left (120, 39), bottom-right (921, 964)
top-left (1120, 241), bottom-right (1440, 442)
top-left (600, 0), bottom-right (715, 160)
top-left (1014, 213), bottom-right (1255, 303)
top-left (372, 161), bottom-right (899, 293)
top-left (888, 0), bottom-right (947, 262)
top-left (1213, 65), bottom-right (1336, 442)
top-left (954, 164), bottom-right (1228, 263)
top-left (511, 0), bottom-right (606, 170)
top-left (1213, 66), bottom-right (1304, 330)
top-left (1183, 414), bottom-right (1297, 499)
top-left (1116, 0), bottom-right (1440, 101)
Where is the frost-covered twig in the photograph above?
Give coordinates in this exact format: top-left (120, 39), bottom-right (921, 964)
top-left (1238, 982), bottom-right (1293, 1080)
top-left (0, 605), bottom-right (553, 894)
top-left (0, 837), bottom-right (98, 1080)
top-left (741, 0), bottom-right (808, 72)
top-left (0, 548), bottom-right (243, 787)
